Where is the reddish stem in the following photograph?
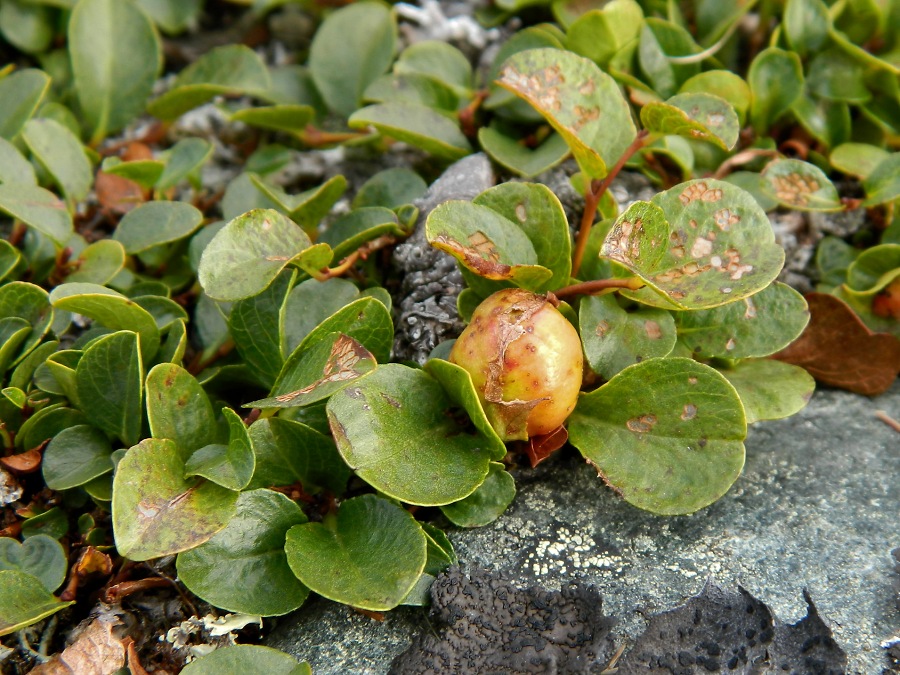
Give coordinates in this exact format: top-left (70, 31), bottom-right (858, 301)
top-left (552, 277), bottom-right (645, 301)
top-left (459, 89), bottom-right (488, 139)
top-left (571, 130), bottom-right (649, 277)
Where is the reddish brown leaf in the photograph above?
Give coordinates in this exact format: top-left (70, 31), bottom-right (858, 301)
top-left (0, 447), bottom-right (43, 473)
top-left (95, 171), bottom-right (145, 215)
top-left (31, 618), bottom-right (125, 675)
top-left (772, 293), bottom-right (900, 396)
top-left (524, 426), bottom-right (569, 468)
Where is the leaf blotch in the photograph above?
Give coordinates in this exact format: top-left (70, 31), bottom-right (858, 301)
top-left (681, 404), bottom-right (698, 420)
top-left (626, 414), bottom-right (657, 434)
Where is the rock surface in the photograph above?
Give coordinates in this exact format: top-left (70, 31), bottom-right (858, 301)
top-left (266, 381), bottom-right (900, 673)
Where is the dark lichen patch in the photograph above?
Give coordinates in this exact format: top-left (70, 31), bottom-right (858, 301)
top-left (616, 581), bottom-right (848, 674)
top-left (390, 566), bottom-right (617, 674)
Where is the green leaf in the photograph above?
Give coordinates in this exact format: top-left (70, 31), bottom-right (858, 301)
top-left (250, 174), bottom-right (347, 233)
top-left (748, 48), bottom-right (804, 135)
top-left (806, 48), bottom-right (870, 103)
top-left (568, 358), bottom-right (746, 515)
top-left (75, 331), bottom-right (143, 446)
top-left (790, 93), bottom-right (850, 150)
top-left (281, 278), bottom-right (362, 355)
top-left (49, 283), bottom-right (160, 360)
top-left (675, 282), bottom-right (810, 358)
top-left (146, 363), bottom-right (217, 458)
top-left (830, 142), bottom-right (890, 179)
top-left (496, 48), bottom-right (636, 180)
top-left (425, 200), bottom-right (552, 292)
top-left (0, 240), bottom-right (21, 282)
top-left (640, 93), bottom-right (739, 151)
top-left (156, 137), bottom-right (213, 190)
top-left (0, 571), bottom-right (74, 636)
top-left (862, 153), bottom-right (900, 206)
top-left (284, 494), bottom-right (426, 611)
top-left (0, 69), bottom-right (49, 140)
top-left (148, 45), bottom-right (271, 120)
top-left (579, 294), bottom-right (676, 379)
top-left (246, 417), bottom-right (350, 495)
top-left (473, 182), bottom-right (572, 292)
top-left (394, 40), bottom-right (472, 98)
top-left (101, 157), bottom-right (165, 188)
top-left (0, 137), bottom-right (36, 186)
top-left (602, 180), bottom-right (786, 309)
top-left (134, 295), bottom-right (189, 330)
top-left (816, 235), bottom-right (859, 287)
top-left (229, 270), bottom-right (293, 389)
top-left (845, 243), bottom-right (900, 294)
top-left (256, 333), bottom-right (377, 409)
top-left (309, 3), bottom-right (396, 117)
top-left (679, 71), bottom-right (751, 125)
top-left (761, 159), bottom-right (842, 211)
top-left (363, 73), bottom-right (460, 111)
top-left (112, 438), bottom-right (238, 561)
top-left (352, 168), bottom-right (427, 210)
top-left (17, 406), bottom-right (86, 452)
top-left (319, 207), bottom-right (406, 262)
top-left (0, 535), bottom-right (66, 593)
top-left (198, 209), bottom-right (312, 302)
top-left (177, 489), bottom-right (308, 616)
top-left (439, 462), bottom-right (516, 527)
top-left (565, 0), bottom-right (644, 69)
top-left (22, 118), bottom-right (93, 204)
top-left (42, 424), bottom-right (113, 490)
top-left (784, 0), bottom-right (830, 58)
top-left (21, 508), bottom-right (68, 540)
top-left (69, 0), bottom-right (162, 143)
top-left (478, 126), bottom-right (571, 178)
top-left (0, 183), bottom-right (72, 247)
top-left (283, 295), bottom-right (394, 367)
top-left (181, 645), bottom-right (309, 675)
top-left (349, 103), bottom-right (472, 161)
top-left (1, 387), bottom-right (26, 409)
top-left (327, 364), bottom-right (495, 506)
top-left (637, 18), bottom-right (701, 99)
top-left (0, 281), bottom-right (52, 366)
top-left (136, 0), bottom-right (202, 34)
top-left (230, 105), bottom-right (315, 135)
top-left (0, 320), bottom-right (30, 376)
top-left (65, 239), bottom-right (126, 285)
top-left (719, 359), bottom-right (815, 424)
top-left (113, 201), bottom-right (203, 254)
top-left (183, 408), bottom-right (254, 491)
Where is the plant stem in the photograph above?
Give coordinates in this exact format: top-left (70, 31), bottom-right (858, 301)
top-left (552, 277), bottom-right (645, 301)
top-left (571, 130), bottom-right (649, 278)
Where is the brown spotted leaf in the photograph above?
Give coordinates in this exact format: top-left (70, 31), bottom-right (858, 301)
top-left (640, 92), bottom-right (740, 151)
top-left (602, 179), bottom-right (785, 310)
top-left (771, 292), bottom-right (900, 395)
top-left (761, 158), bottom-right (842, 211)
top-left (496, 48), bottom-right (636, 180)
top-left (425, 199), bottom-right (553, 291)
top-left (568, 357), bottom-right (746, 515)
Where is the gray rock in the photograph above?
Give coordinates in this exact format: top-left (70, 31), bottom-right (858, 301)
top-left (391, 153), bottom-right (495, 363)
top-left (267, 381), bottom-right (900, 674)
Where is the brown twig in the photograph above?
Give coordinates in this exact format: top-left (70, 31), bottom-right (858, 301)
top-left (875, 410), bottom-right (900, 433)
top-left (552, 277), bottom-right (645, 300)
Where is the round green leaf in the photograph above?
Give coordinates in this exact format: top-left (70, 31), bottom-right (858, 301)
top-left (112, 438), bottom-right (238, 561)
top-left (251, 174), bottom-right (347, 232)
top-left (231, 105), bottom-right (315, 135)
top-left (496, 47), bottom-right (636, 180)
top-left (426, 200), bottom-right (552, 291)
top-left (640, 93), bottom-right (739, 151)
top-left (309, 3), bottom-right (396, 117)
top-left (807, 48), bottom-right (870, 103)
top-left (394, 40), bottom-right (473, 97)
top-left (282, 278), bottom-right (361, 354)
top-left (0, 137), bottom-right (36, 186)
top-left (246, 417), bottom-right (350, 495)
top-left (50, 282), bottom-right (160, 361)
top-left (830, 143), bottom-right (890, 180)
top-left (349, 103), bottom-right (472, 161)
top-left (568, 357), bottom-right (746, 515)
top-left (65, 239), bottom-right (126, 285)
top-left (479, 126), bottom-right (571, 179)
top-left (863, 153), bottom-right (900, 206)
top-left (0, 535), bottom-right (66, 593)
top-left (0, 68), bottom-right (49, 140)
top-left (146, 362), bottom-right (217, 458)
top-left (352, 168), bottom-right (427, 210)
top-left (75, 331), bottom-right (143, 447)
top-left (579, 294), bottom-right (676, 379)
top-left (602, 179), bottom-right (786, 309)
top-left (748, 48), bottom-right (804, 134)
top-left (473, 182), bottom-right (572, 292)
top-left (22, 118), bottom-right (93, 204)
top-left (156, 137), bottom-right (214, 190)
top-left (0, 320), bottom-right (29, 376)
top-left (42, 424), bottom-right (113, 490)
top-left (638, 18), bottom-right (701, 99)
top-left (101, 157), bottom-right (165, 189)
top-left (181, 645), bottom-right (309, 675)
top-left (761, 159), bottom-right (842, 211)
top-left (177, 489), bottom-right (309, 616)
top-left (21, 508), bottom-right (68, 540)
top-left (440, 462), bottom-right (516, 528)
top-left (566, 1), bottom-right (644, 69)
top-left (113, 201), bottom-right (204, 254)
top-left (0, 281), bottom-right (52, 367)
top-left (183, 408), bottom-right (254, 491)
top-left (719, 359), bottom-right (815, 424)
top-left (0, 183), bottom-right (72, 247)
top-left (679, 70), bottom-right (751, 124)
top-left (284, 494), bottom-right (426, 611)
top-left (69, 0), bottom-right (162, 143)
top-left (845, 243), bottom-right (900, 295)
top-left (674, 282), bottom-right (810, 358)
top-left (326, 364), bottom-right (495, 506)
top-left (0, 571), bottom-right (74, 637)
top-left (783, 0), bottom-right (830, 58)
top-left (16, 406), bottom-right (86, 451)
top-left (198, 209), bottom-right (312, 302)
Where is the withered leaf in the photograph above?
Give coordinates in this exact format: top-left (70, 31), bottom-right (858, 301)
top-left (772, 293), bottom-right (900, 396)
top-left (31, 618), bottom-right (125, 675)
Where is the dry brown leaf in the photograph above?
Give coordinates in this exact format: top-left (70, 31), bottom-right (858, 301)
top-left (95, 172), bottom-right (146, 215)
top-left (31, 618), bottom-right (125, 675)
top-left (772, 292), bottom-right (900, 396)
top-left (0, 447), bottom-right (43, 473)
